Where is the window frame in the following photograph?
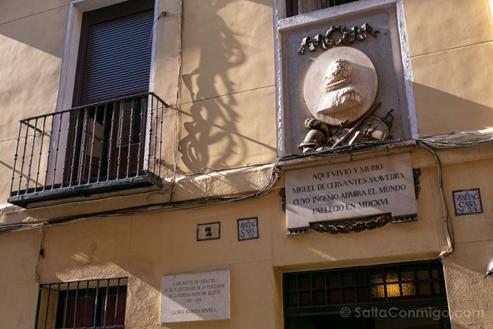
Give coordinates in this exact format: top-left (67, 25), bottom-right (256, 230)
top-left (72, 0), bottom-right (155, 107)
top-left (272, 0), bottom-right (418, 156)
top-left (56, 0), bottom-right (159, 114)
top-left (282, 260), bottom-right (451, 327)
top-left (49, 0), bottom-right (161, 187)
top-left (34, 277), bottom-right (128, 329)
top-left (284, 0), bottom-right (360, 18)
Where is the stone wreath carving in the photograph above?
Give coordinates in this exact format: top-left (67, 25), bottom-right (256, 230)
top-left (299, 46), bottom-right (392, 153)
top-left (310, 213), bottom-right (391, 234)
top-left (298, 23), bottom-right (379, 55)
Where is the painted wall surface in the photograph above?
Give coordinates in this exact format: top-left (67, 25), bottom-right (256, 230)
top-left (440, 160), bottom-right (493, 329)
top-left (0, 229), bottom-right (41, 328)
top-left (404, 0), bottom-right (493, 135)
top-left (0, 0), bottom-right (492, 200)
top-left (2, 148), bottom-right (491, 328)
top-left (402, 1), bottom-right (493, 324)
top-left (0, 0), bottom-right (276, 202)
top-left (1, 0), bottom-right (493, 329)
top-left (0, 4), bottom-right (68, 202)
top-left (31, 188), bottom-right (440, 329)
top-left (176, 0), bottom-right (276, 173)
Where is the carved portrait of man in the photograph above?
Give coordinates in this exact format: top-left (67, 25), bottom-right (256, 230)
top-left (318, 59), bottom-right (362, 116)
top-left (303, 47), bottom-right (378, 126)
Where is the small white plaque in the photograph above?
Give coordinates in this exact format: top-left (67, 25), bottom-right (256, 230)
top-left (286, 153), bottom-right (417, 229)
top-left (197, 222), bottom-right (221, 241)
top-left (161, 270), bottom-right (230, 323)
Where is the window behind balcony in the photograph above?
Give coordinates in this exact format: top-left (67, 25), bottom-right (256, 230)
top-left (8, 0), bottom-right (166, 206)
top-left (286, 0), bottom-right (359, 17)
top-left (73, 0), bottom-right (154, 106)
top-left (66, 0), bottom-right (154, 184)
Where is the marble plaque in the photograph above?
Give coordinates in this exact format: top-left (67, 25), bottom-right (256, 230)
top-left (286, 153), bottom-right (417, 229)
top-left (161, 270), bottom-right (230, 323)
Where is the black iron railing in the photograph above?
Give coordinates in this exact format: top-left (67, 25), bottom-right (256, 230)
top-left (9, 92), bottom-right (167, 206)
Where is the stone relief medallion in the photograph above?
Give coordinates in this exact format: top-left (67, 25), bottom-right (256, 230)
top-left (303, 46), bottom-right (378, 126)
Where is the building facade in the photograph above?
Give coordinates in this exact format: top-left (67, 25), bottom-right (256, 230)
top-left (1, 0), bottom-right (493, 328)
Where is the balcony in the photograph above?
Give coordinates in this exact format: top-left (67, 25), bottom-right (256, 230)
top-left (8, 92), bottom-right (167, 207)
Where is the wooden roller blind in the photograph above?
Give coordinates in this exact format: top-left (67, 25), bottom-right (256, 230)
top-left (73, 0), bottom-right (154, 106)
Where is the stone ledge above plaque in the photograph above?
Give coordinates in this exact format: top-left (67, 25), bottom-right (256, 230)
top-left (161, 270), bottom-right (230, 323)
top-left (285, 152), bottom-right (417, 231)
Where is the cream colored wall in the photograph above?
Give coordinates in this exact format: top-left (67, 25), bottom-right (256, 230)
top-left (404, 0), bottom-right (493, 136)
top-left (0, 156), bottom-right (486, 329)
top-left (6, 147), bottom-right (484, 329)
top-left (37, 195), bottom-right (281, 329)
top-left (2, 1), bottom-right (493, 329)
top-left (0, 0), bottom-right (277, 202)
top-left (25, 148), bottom-right (451, 328)
top-left (0, 229), bottom-right (41, 328)
top-left (386, 5), bottom-right (493, 325)
top-left (0, 3), bottom-right (68, 202)
top-left (3, 0), bottom-right (492, 200)
top-left (175, 0), bottom-right (276, 174)
top-left (413, 146), bottom-right (493, 327)
top-left (35, 190), bottom-right (440, 329)
top-left (1, 1), bottom-right (492, 195)
top-left (12, 145), bottom-right (490, 329)
top-left (440, 160), bottom-right (493, 329)
top-left (0, 1), bottom-right (277, 324)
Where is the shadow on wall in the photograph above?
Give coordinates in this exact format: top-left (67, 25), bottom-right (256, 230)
top-left (44, 200), bottom-right (493, 329)
top-left (284, 80), bottom-right (493, 153)
top-left (0, 4), bottom-right (67, 58)
top-left (178, 0), bottom-right (248, 173)
top-left (37, 195), bottom-right (281, 328)
top-left (441, 258), bottom-right (491, 329)
top-left (412, 82), bottom-right (493, 136)
top-left (0, 5), bottom-right (68, 202)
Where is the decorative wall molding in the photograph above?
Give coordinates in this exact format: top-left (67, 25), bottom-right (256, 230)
top-left (288, 212), bottom-right (417, 235)
top-left (310, 213), bottom-right (391, 234)
top-left (274, 0), bottom-right (419, 155)
top-left (287, 227), bottom-right (309, 235)
top-left (298, 23), bottom-right (379, 54)
top-left (391, 214), bottom-right (417, 224)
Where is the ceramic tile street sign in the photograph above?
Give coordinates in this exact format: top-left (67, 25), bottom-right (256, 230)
top-left (237, 217), bottom-right (259, 241)
top-left (453, 188), bottom-right (483, 216)
top-left (161, 270), bottom-right (230, 323)
top-left (285, 152), bottom-right (417, 229)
